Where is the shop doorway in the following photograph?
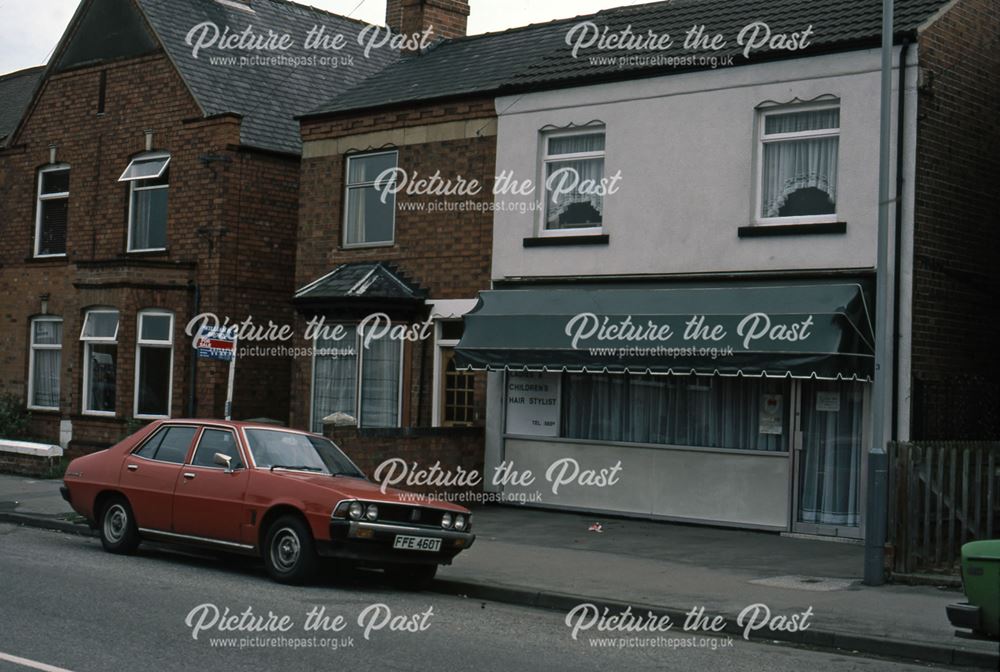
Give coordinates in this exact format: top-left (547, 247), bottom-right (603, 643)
top-left (791, 380), bottom-right (870, 538)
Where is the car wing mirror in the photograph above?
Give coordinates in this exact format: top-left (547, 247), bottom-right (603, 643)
top-left (213, 452), bottom-right (234, 473)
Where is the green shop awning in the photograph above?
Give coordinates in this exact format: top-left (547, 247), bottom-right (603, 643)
top-left (455, 280), bottom-right (875, 381)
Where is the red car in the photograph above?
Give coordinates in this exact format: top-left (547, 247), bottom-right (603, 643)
top-left (61, 420), bottom-right (475, 586)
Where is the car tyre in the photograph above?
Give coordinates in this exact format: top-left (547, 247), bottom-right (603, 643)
top-left (99, 496), bottom-right (140, 555)
top-left (264, 515), bottom-right (319, 585)
top-left (385, 563), bottom-right (438, 590)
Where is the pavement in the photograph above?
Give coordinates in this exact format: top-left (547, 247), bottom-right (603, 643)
top-left (0, 473), bottom-right (996, 669)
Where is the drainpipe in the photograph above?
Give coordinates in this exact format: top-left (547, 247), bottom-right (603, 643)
top-left (187, 283), bottom-right (201, 418)
top-left (892, 39), bottom-right (911, 441)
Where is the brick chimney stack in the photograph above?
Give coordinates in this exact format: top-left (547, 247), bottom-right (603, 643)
top-left (385, 0), bottom-right (470, 40)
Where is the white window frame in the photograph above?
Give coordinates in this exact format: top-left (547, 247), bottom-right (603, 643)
top-left (34, 164), bottom-right (70, 258)
top-left (538, 127), bottom-right (607, 238)
top-left (308, 324), bottom-right (404, 431)
top-left (754, 103), bottom-right (840, 226)
top-left (122, 153), bottom-right (170, 253)
top-left (80, 309), bottom-right (120, 417)
top-left (343, 150), bottom-right (398, 249)
top-left (133, 310), bottom-right (174, 420)
top-left (27, 317), bottom-right (63, 411)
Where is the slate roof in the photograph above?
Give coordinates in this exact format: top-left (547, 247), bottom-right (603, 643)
top-left (134, 0), bottom-right (399, 154)
top-left (308, 0), bottom-right (950, 118)
top-left (295, 262), bottom-right (428, 303)
top-left (0, 66), bottom-right (44, 147)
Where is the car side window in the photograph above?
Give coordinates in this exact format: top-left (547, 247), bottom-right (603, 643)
top-left (134, 426), bottom-right (197, 464)
top-left (192, 429), bottom-right (242, 469)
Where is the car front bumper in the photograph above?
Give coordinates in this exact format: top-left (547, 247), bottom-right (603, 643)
top-left (318, 519), bottom-right (475, 566)
top-left (946, 602), bottom-right (981, 631)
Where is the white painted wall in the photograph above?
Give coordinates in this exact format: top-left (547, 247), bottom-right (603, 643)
top-left (503, 438), bottom-right (790, 529)
top-left (492, 48), bottom-right (911, 281)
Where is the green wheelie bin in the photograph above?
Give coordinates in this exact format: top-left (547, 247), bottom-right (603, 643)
top-left (947, 540), bottom-right (1000, 639)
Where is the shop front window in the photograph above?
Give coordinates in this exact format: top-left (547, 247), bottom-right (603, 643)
top-left (558, 373), bottom-right (790, 452)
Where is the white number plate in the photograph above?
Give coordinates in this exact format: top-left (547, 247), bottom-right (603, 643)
top-left (393, 535), bottom-right (441, 552)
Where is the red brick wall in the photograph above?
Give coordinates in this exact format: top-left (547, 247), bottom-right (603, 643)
top-left (385, 0), bottom-right (470, 41)
top-left (910, 0), bottom-right (1000, 439)
top-left (290, 100), bottom-right (495, 434)
top-left (0, 54), bottom-right (300, 448)
top-left (325, 426), bottom-right (484, 496)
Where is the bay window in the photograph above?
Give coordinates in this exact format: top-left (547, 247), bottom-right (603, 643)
top-left (542, 130), bottom-right (605, 232)
top-left (81, 309), bottom-right (120, 415)
top-left (119, 153), bottom-right (170, 252)
top-left (34, 165), bottom-right (70, 257)
top-left (344, 151), bottom-right (397, 247)
top-left (28, 317), bottom-right (62, 410)
top-left (311, 324), bottom-right (403, 431)
top-left (134, 311), bottom-right (174, 419)
top-left (758, 105), bottom-right (840, 223)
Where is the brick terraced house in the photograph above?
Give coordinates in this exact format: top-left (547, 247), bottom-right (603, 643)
top-left (0, 0), bottom-right (394, 458)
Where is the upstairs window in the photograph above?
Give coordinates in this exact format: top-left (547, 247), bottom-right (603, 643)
top-left (542, 130), bottom-right (606, 232)
top-left (119, 154), bottom-right (170, 252)
top-left (758, 106), bottom-right (840, 223)
top-left (81, 309), bottom-right (120, 416)
top-left (35, 165), bottom-right (70, 257)
top-left (344, 151), bottom-right (397, 247)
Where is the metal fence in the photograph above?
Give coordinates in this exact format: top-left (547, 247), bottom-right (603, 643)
top-left (888, 441), bottom-right (1000, 575)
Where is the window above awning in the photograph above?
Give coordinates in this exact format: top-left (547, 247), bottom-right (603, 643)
top-left (455, 281), bottom-right (875, 381)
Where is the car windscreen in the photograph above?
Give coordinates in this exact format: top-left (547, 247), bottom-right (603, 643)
top-left (244, 429), bottom-right (364, 478)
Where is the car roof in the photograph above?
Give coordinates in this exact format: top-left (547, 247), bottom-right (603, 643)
top-left (157, 419), bottom-right (314, 435)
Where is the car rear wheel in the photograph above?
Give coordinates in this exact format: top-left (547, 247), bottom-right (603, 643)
top-left (99, 497), bottom-right (140, 555)
top-left (385, 563), bottom-right (438, 590)
top-left (263, 515), bottom-right (318, 585)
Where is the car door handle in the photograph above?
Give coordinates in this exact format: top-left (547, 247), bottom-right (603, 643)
top-left (182, 472), bottom-right (196, 480)
top-left (127, 464), bottom-right (139, 472)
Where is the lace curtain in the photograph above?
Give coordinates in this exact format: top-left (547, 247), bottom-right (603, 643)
top-left (545, 133), bottom-right (605, 229)
top-left (761, 109), bottom-right (839, 218)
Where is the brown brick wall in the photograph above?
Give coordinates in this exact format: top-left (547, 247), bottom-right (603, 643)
top-left (0, 54), bottom-right (301, 448)
top-left (385, 0), bottom-right (470, 41)
top-left (290, 101), bottom-right (495, 436)
top-left (910, 0), bottom-right (1000, 439)
top-left (325, 426), bottom-right (484, 496)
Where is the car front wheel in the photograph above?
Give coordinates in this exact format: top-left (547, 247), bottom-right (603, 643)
top-left (99, 497), bottom-right (140, 555)
top-left (263, 515), bottom-right (318, 585)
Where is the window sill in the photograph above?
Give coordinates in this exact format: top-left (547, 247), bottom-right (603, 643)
top-left (126, 248), bottom-right (169, 257)
top-left (25, 255), bottom-right (70, 263)
top-left (27, 406), bottom-right (61, 414)
top-left (738, 222), bottom-right (846, 238)
top-left (341, 242), bottom-right (395, 250)
top-left (523, 234), bottom-right (610, 248)
top-left (79, 411), bottom-right (117, 419)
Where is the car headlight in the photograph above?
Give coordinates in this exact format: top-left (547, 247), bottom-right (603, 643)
top-left (348, 502), bottom-right (364, 520)
top-left (441, 512), bottom-right (453, 529)
top-left (365, 504), bottom-right (379, 521)
top-left (454, 514), bottom-right (466, 531)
